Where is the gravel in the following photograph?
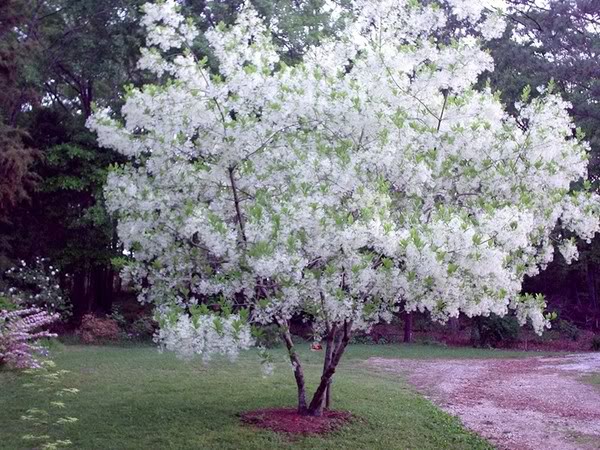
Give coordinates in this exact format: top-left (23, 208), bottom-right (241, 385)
top-left (368, 353), bottom-right (600, 450)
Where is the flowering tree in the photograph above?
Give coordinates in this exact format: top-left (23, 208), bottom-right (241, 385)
top-left (88, 0), bottom-right (600, 416)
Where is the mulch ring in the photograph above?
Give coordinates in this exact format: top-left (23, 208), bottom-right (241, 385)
top-left (240, 408), bottom-right (354, 435)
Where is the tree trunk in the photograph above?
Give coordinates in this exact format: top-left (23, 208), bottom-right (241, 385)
top-left (71, 269), bottom-right (91, 321)
top-left (321, 324), bottom-right (337, 411)
top-left (587, 261), bottom-right (597, 308)
top-left (307, 320), bottom-right (353, 416)
top-left (94, 265), bottom-right (114, 314)
top-left (84, 268), bottom-right (93, 314)
top-left (105, 265), bottom-right (115, 312)
top-left (449, 316), bottom-right (460, 337)
top-left (280, 323), bottom-right (308, 414)
top-left (403, 312), bottom-right (413, 343)
top-left (81, 80), bottom-right (93, 119)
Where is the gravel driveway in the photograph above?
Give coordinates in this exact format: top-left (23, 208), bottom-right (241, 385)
top-left (368, 353), bottom-right (600, 450)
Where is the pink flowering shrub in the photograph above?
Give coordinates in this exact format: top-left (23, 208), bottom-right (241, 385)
top-left (0, 307), bottom-right (59, 369)
top-left (77, 314), bottom-right (121, 343)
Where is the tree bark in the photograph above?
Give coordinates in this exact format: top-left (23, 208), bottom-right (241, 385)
top-left (95, 264), bottom-right (115, 314)
top-left (228, 166), bottom-right (247, 245)
top-left (321, 324), bottom-right (337, 411)
top-left (403, 312), bottom-right (413, 343)
top-left (587, 261), bottom-right (597, 307)
top-left (307, 320), bottom-right (352, 416)
top-left (449, 316), bottom-right (460, 338)
top-left (280, 323), bottom-right (308, 414)
top-left (71, 269), bottom-right (94, 320)
top-left (325, 381), bottom-right (332, 410)
top-left (71, 270), bottom-right (86, 320)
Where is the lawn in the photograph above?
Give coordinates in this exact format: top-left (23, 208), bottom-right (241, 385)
top-left (0, 343), bottom-right (532, 450)
top-left (583, 373), bottom-right (600, 390)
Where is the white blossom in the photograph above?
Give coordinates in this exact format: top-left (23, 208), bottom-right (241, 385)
top-left (88, 0), bottom-right (600, 363)
top-left (558, 239), bottom-right (579, 265)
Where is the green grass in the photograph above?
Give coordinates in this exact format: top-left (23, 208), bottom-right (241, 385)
top-left (583, 373), bottom-right (600, 390)
top-left (0, 343), bottom-right (521, 450)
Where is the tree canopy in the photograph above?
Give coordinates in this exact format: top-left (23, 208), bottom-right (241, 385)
top-left (89, 0), bottom-right (599, 415)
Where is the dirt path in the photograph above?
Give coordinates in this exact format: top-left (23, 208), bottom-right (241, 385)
top-left (367, 353), bottom-right (600, 450)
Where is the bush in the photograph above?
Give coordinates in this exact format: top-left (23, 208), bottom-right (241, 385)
top-left (129, 316), bottom-right (157, 341)
top-left (109, 306), bottom-right (128, 329)
top-left (349, 334), bottom-right (377, 345)
top-left (0, 307), bottom-right (59, 369)
top-left (415, 337), bottom-right (447, 347)
top-left (1, 258), bottom-right (72, 320)
top-left (471, 314), bottom-right (520, 348)
top-left (557, 319), bottom-right (580, 341)
top-left (591, 336), bottom-right (600, 352)
top-left (253, 324), bottom-right (281, 349)
top-left (77, 314), bottom-right (121, 344)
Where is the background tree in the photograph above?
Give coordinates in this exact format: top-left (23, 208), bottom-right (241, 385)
top-left (487, 0), bottom-right (600, 327)
top-left (0, 0), bottom-right (145, 316)
top-left (0, 0), bottom-right (41, 262)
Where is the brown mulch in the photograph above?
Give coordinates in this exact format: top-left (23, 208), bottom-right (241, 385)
top-left (240, 408), bottom-right (353, 435)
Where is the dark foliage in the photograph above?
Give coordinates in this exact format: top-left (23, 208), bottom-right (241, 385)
top-left (471, 314), bottom-right (521, 348)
